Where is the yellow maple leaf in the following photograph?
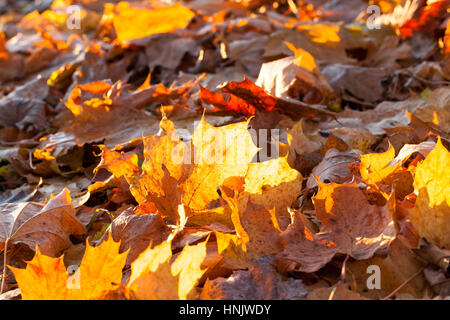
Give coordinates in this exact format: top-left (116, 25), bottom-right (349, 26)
top-left (182, 117), bottom-right (259, 212)
top-left (131, 117), bottom-right (259, 222)
top-left (128, 240), bottom-right (207, 300)
top-left (10, 236), bottom-right (127, 300)
top-left (95, 145), bottom-right (140, 182)
top-left (407, 137), bottom-right (450, 248)
top-left (9, 247), bottom-right (71, 300)
top-left (69, 236), bottom-right (128, 299)
top-left (243, 155), bottom-right (303, 225)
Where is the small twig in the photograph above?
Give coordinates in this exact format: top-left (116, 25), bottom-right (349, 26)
top-left (382, 266), bottom-right (426, 300)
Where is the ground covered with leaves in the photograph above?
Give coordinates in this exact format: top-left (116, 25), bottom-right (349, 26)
top-left (0, 0), bottom-right (449, 300)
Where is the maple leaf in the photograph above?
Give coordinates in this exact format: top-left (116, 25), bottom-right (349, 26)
top-left (102, 208), bottom-right (172, 264)
top-left (10, 236), bottom-right (127, 300)
top-left (201, 77), bottom-right (335, 119)
top-left (37, 81), bottom-right (161, 160)
top-left (130, 116), bottom-right (260, 222)
top-left (214, 193), bottom-right (282, 269)
top-left (95, 145), bottom-right (140, 182)
top-left (277, 180), bottom-right (396, 273)
top-left (9, 247), bottom-right (71, 300)
top-left (406, 137), bottom-right (450, 248)
top-left (0, 189), bottom-right (86, 257)
top-left (201, 256), bottom-right (308, 300)
top-left (127, 240), bottom-right (207, 300)
top-left (359, 144), bottom-right (398, 186)
top-left (110, 2), bottom-right (195, 43)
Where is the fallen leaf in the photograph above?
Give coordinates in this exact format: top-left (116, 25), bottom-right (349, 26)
top-left (10, 236), bottom-right (127, 299)
top-left (406, 138), bottom-right (450, 248)
top-left (128, 239), bottom-right (207, 300)
top-left (0, 189), bottom-right (86, 257)
top-left (111, 2), bottom-right (195, 43)
top-left (201, 256), bottom-right (308, 300)
top-left (102, 208), bottom-right (172, 264)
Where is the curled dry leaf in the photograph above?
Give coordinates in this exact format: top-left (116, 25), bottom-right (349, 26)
top-left (201, 77), bottom-right (335, 119)
top-left (388, 140), bottom-right (436, 167)
top-left (0, 189), bottom-right (86, 257)
top-left (306, 148), bottom-right (360, 189)
top-left (201, 256), bottom-right (308, 300)
top-left (255, 45), bottom-right (337, 105)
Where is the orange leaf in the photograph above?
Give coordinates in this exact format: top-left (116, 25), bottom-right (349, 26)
top-left (10, 236), bottom-right (127, 300)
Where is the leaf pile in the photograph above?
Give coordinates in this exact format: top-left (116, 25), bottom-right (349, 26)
top-left (0, 0), bottom-right (449, 300)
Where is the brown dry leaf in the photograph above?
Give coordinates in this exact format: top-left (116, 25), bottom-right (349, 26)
top-left (313, 181), bottom-right (396, 260)
top-left (277, 181), bottom-right (396, 273)
top-left (306, 148), bottom-right (360, 189)
top-left (37, 81), bottom-right (160, 159)
top-left (345, 238), bottom-right (428, 299)
top-left (406, 137), bottom-right (450, 248)
top-left (321, 64), bottom-right (388, 104)
top-left (0, 97), bottom-right (48, 138)
top-left (201, 256), bottom-right (308, 300)
top-left (102, 208), bottom-right (172, 264)
top-left (127, 239), bottom-right (207, 300)
top-left (276, 210), bottom-right (338, 273)
top-left (10, 236), bottom-right (127, 300)
top-left (0, 189), bottom-right (86, 257)
top-left (413, 238), bottom-right (450, 275)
